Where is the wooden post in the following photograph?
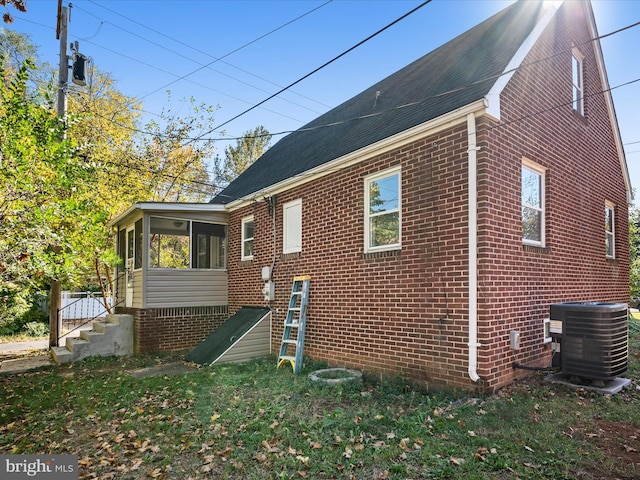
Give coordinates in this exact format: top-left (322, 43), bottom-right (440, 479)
top-left (49, 5), bottom-right (67, 348)
top-left (49, 280), bottom-right (61, 347)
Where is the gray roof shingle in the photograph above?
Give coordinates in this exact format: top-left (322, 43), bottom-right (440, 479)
top-left (213, 0), bottom-right (546, 204)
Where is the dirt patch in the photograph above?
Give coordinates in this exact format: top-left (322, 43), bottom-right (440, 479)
top-left (573, 419), bottom-right (640, 479)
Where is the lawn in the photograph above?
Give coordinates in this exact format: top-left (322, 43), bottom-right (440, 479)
top-left (1, 319), bottom-right (639, 480)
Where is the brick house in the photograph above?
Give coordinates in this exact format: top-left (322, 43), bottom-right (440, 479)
top-left (112, 0), bottom-right (630, 391)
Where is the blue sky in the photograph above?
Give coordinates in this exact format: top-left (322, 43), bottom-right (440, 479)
top-left (5, 0), bottom-right (640, 200)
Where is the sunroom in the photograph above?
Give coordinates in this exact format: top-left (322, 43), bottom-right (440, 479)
top-left (109, 203), bottom-right (230, 353)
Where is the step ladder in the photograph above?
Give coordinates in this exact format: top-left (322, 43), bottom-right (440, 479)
top-left (277, 275), bottom-right (310, 374)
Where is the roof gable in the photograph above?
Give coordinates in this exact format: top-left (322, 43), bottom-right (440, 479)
top-left (213, 0), bottom-right (548, 205)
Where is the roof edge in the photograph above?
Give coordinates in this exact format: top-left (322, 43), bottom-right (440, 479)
top-left (225, 99), bottom-right (488, 211)
top-left (109, 202), bottom-right (227, 228)
top-left (485, 1), bottom-right (561, 120)
top-left (582, 0), bottom-right (632, 202)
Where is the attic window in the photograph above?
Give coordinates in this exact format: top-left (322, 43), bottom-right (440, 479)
top-left (572, 48), bottom-right (584, 116)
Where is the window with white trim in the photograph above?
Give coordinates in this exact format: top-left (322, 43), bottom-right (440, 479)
top-left (605, 202), bottom-right (615, 258)
top-left (522, 159), bottom-right (545, 246)
top-left (241, 216), bottom-right (254, 260)
top-left (283, 199), bottom-right (302, 254)
top-left (572, 48), bottom-right (584, 116)
top-left (365, 167), bottom-right (401, 252)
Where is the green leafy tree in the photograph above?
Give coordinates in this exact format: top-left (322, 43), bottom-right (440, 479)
top-left (0, 58), bottom-right (101, 330)
top-left (215, 126), bottom-right (271, 185)
top-left (137, 95), bottom-right (220, 202)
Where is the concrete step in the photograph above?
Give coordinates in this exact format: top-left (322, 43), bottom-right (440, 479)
top-left (51, 314), bottom-right (134, 366)
top-left (92, 321), bottom-right (107, 333)
top-left (51, 346), bottom-right (73, 365)
top-left (105, 314), bottom-right (122, 326)
top-left (80, 330), bottom-right (107, 343)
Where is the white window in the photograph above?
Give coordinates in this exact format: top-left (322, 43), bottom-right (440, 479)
top-left (365, 167), bottom-right (401, 252)
top-left (605, 202), bottom-right (615, 258)
top-left (241, 216), bottom-right (254, 260)
top-left (283, 199), bottom-right (302, 254)
top-left (572, 48), bottom-right (584, 115)
top-left (522, 159), bottom-right (545, 246)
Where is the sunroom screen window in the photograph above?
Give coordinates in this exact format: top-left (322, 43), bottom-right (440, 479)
top-left (149, 216), bottom-right (226, 269)
top-left (150, 217), bottom-right (190, 269)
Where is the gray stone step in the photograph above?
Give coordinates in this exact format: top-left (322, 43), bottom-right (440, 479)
top-left (51, 314), bottom-right (133, 366)
top-left (51, 346), bottom-right (73, 365)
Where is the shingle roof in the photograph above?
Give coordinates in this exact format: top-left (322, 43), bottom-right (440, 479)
top-left (213, 0), bottom-right (546, 205)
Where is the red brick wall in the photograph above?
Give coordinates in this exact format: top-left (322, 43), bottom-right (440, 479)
top-left (228, 125), bottom-right (475, 390)
top-left (475, 1), bottom-right (629, 389)
top-left (117, 306), bottom-right (228, 353)
top-left (226, 1), bottom-right (629, 391)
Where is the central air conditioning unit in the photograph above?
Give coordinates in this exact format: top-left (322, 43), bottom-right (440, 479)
top-left (549, 302), bottom-right (628, 381)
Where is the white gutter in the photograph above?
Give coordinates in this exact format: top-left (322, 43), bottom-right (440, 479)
top-left (467, 112), bottom-right (480, 383)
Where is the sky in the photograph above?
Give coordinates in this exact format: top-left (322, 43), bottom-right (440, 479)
top-left (4, 0), bottom-right (640, 201)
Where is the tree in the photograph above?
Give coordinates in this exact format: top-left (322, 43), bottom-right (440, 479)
top-left (215, 126), bottom-right (272, 185)
top-left (0, 58), bottom-right (101, 331)
top-left (137, 95), bottom-right (219, 202)
top-left (1, 0), bottom-right (26, 24)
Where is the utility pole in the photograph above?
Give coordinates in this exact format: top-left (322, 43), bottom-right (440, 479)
top-left (49, 3), bottom-right (69, 348)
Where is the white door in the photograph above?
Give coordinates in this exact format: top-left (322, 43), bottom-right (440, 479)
top-left (125, 228), bottom-right (134, 307)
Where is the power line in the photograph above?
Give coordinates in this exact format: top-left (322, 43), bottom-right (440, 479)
top-left (192, 17), bottom-right (640, 142)
top-left (216, 75), bottom-right (640, 204)
top-left (194, 0), bottom-right (433, 139)
top-left (73, 3), bottom-right (325, 115)
top-left (85, 0), bottom-right (332, 110)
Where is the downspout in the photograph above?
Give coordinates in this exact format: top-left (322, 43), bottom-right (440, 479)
top-left (467, 112), bottom-right (480, 382)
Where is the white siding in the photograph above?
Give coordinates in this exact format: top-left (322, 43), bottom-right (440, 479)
top-left (132, 271), bottom-right (144, 309)
top-left (145, 269), bottom-right (227, 308)
top-left (216, 315), bottom-right (271, 364)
